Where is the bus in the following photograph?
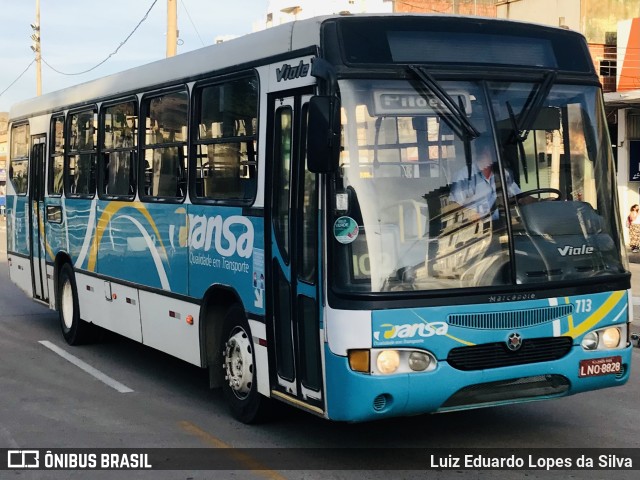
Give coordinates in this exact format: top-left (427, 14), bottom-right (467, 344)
top-left (5, 14), bottom-right (633, 423)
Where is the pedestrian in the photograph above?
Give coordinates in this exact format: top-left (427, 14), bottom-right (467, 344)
top-left (628, 204), bottom-right (640, 253)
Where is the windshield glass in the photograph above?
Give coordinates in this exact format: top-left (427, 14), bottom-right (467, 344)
top-left (330, 78), bottom-right (624, 294)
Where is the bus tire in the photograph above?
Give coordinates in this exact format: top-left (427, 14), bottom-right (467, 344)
top-left (220, 305), bottom-right (270, 424)
top-left (58, 263), bottom-right (94, 345)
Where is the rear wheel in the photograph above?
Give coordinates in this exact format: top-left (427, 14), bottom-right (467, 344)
top-left (220, 305), bottom-right (270, 423)
top-left (58, 263), bottom-right (95, 345)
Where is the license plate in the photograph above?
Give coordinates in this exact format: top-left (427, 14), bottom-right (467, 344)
top-left (578, 356), bottom-right (622, 378)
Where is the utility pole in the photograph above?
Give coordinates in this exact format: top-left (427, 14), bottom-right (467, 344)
top-left (30, 0), bottom-right (42, 95)
top-left (166, 0), bottom-right (178, 57)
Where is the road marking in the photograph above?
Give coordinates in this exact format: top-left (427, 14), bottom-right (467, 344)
top-left (38, 340), bottom-right (133, 393)
top-left (178, 421), bottom-right (288, 480)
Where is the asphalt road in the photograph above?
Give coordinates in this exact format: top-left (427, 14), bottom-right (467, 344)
top-left (0, 215), bottom-right (639, 480)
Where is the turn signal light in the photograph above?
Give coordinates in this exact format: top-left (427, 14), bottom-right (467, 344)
top-left (348, 349), bottom-right (370, 373)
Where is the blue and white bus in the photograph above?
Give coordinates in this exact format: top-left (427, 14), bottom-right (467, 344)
top-left (6, 14), bottom-right (632, 423)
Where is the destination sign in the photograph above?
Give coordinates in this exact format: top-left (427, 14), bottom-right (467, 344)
top-left (373, 90), bottom-right (472, 116)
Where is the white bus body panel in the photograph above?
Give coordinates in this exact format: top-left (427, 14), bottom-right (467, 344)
top-left (325, 307), bottom-right (372, 356)
top-left (46, 264), bottom-right (56, 310)
top-left (74, 274), bottom-right (143, 342)
top-left (265, 55), bottom-right (317, 92)
top-left (7, 255), bottom-right (33, 298)
top-left (139, 291), bottom-right (201, 366)
top-left (248, 319), bottom-right (270, 396)
top-left (28, 115), bottom-right (50, 137)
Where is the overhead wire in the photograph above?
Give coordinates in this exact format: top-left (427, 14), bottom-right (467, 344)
top-left (41, 0), bottom-right (159, 76)
top-left (180, 0), bottom-right (206, 47)
top-left (0, 59), bottom-right (36, 100)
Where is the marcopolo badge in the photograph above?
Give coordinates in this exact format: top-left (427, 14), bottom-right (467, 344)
top-left (333, 216), bottom-right (359, 244)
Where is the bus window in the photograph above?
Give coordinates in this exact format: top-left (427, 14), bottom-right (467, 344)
top-left (141, 89), bottom-right (188, 199)
top-left (49, 116), bottom-right (64, 196)
top-left (66, 109), bottom-right (97, 198)
top-left (9, 123), bottom-right (30, 195)
top-left (100, 101), bottom-right (137, 198)
top-left (273, 106), bottom-right (293, 263)
top-left (300, 104), bottom-right (317, 284)
top-left (193, 75), bottom-right (258, 202)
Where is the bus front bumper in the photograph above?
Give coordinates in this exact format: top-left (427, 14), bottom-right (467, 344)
top-left (323, 343), bottom-right (632, 422)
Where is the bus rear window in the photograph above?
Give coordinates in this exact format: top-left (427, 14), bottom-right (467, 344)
top-left (9, 123), bottom-right (30, 195)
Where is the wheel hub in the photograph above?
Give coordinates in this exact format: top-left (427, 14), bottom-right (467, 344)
top-left (61, 280), bottom-right (74, 329)
top-left (223, 328), bottom-right (253, 399)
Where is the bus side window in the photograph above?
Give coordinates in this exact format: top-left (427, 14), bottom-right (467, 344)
top-left (9, 123), bottom-right (30, 196)
top-left (192, 74), bottom-right (258, 203)
top-left (141, 89), bottom-right (188, 200)
top-left (66, 109), bottom-right (97, 198)
top-left (49, 115), bottom-right (65, 196)
top-left (100, 101), bottom-right (137, 199)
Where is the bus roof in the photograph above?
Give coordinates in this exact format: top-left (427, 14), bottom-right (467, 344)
top-left (9, 13), bottom-right (588, 121)
top-left (8, 15), bottom-right (331, 121)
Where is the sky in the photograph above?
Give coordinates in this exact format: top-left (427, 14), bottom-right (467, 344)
top-left (0, 0), bottom-right (269, 112)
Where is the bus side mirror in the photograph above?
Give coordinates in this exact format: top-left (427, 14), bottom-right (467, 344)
top-left (307, 95), bottom-right (341, 173)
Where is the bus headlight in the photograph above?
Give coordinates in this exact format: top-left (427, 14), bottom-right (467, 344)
top-left (601, 327), bottom-right (621, 348)
top-left (348, 349), bottom-right (437, 375)
top-left (376, 350), bottom-right (400, 374)
top-left (581, 325), bottom-right (626, 351)
top-left (408, 351), bottom-right (431, 371)
top-left (581, 332), bottom-right (598, 350)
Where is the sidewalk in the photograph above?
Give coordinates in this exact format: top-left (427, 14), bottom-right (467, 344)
top-left (0, 215), bottom-right (6, 260)
top-left (627, 249), bottom-right (640, 324)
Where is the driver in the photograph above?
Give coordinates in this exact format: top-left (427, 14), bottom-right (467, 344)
top-left (448, 138), bottom-right (530, 220)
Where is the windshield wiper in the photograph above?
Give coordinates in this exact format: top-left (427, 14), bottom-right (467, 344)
top-left (408, 65), bottom-right (480, 178)
top-left (506, 101), bottom-right (529, 183)
top-left (408, 65), bottom-right (480, 141)
top-left (506, 71), bottom-right (557, 183)
top-left (511, 71), bottom-right (557, 143)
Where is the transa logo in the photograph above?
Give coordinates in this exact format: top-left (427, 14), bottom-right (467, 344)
top-left (373, 321), bottom-right (448, 345)
top-left (187, 214), bottom-right (254, 258)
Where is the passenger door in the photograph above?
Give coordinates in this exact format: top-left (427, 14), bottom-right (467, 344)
top-left (29, 134), bottom-right (49, 302)
top-left (268, 92), bottom-right (323, 413)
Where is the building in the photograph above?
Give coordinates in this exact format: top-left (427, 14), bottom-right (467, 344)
top-left (263, 0), bottom-right (496, 27)
top-left (265, 0), bottom-right (393, 27)
top-left (394, 0), bottom-right (496, 16)
top-left (604, 17), bottom-right (640, 234)
top-left (0, 112), bottom-right (8, 214)
top-left (495, 0), bottom-right (635, 93)
top-left (493, 1), bottom-right (640, 242)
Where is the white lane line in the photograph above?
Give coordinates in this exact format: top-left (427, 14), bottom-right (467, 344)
top-left (38, 340), bottom-right (133, 393)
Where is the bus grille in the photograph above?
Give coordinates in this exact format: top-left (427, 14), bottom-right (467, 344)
top-left (447, 336), bottom-right (573, 371)
top-left (440, 375), bottom-right (570, 410)
top-left (448, 305), bottom-right (573, 330)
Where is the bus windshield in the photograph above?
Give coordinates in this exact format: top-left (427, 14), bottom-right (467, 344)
top-left (331, 78), bottom-right (625, 294)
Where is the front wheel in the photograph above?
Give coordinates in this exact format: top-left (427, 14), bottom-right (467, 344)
top-left (58, 263), bottom-right (95, 345)
top-left (220, 305), bottom-right (270, 423)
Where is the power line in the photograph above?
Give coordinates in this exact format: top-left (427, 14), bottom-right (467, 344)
top-left (41, 0), bottom-right (159, 76)
top-left (0, 59), bottom-right (36, 100)
top-left (180, 0), bottom-right (206, 47)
